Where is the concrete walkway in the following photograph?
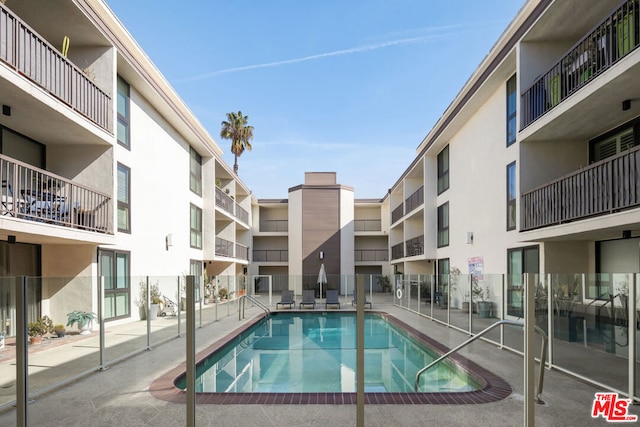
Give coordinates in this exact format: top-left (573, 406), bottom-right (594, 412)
top-left (0, 298), bottom-right (623, 426)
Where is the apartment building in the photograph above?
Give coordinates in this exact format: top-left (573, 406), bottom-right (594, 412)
top-left (1, 0), bottom-right (639, 400)
top-left (387, 0), bottom-right (638, 288)
top-left (250, 172), bottom-right (391, 298)
top-left (0, 0), bottom-right (250, 333)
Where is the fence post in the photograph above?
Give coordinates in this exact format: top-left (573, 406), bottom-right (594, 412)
top-left (99, 276), bottom-right (107, 370)
top-left (15, 276), bottom-right (28, 427)
top-left (524, 273), bottom-right (536, 426)
top-left (186, 275), bottom-right (196, 427)
top-left (146, 276), bottom-right (151, 350)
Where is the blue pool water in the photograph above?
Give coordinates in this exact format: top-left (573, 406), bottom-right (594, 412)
top-left (179, 312), bottom-right (481, 393)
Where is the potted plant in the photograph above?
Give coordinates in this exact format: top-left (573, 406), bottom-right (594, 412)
top-left (149, 282), bottom-right (163, 320)
top-left (218, 287), bottom-right (229, 300)
top-left (54, 324), bottom-right (66, 338)
top-left (66, 311), bottom-right (96, 335)
top-left (377, 275), bottom-right (391, 293)
top-left (28, 317), bottom-right (51, 344)
top-left (472, 280), bottom-right (492, 318)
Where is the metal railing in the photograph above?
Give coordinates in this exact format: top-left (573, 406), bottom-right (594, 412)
top-left (215, 237), bottom-right (233, 257)
top-left (391, 242), bottom-right (403, 260)
top-left (521, 145), bottom-right (640, 230)
top-left (354, 219), bottom-right (382, 232)
top-left (414, 319), bottom-right (548, 404)
top-left (0, 154), bottom-right (111, 233)
top-left (354, 249), bottom-right (388, 262)
top-left (236, 203), bottom-right (249, 224)
top-left (259, 219), bottom-right (288, 232)
top-left (405, 186), bottom-right (424, 214)
top-left (405, 235), bottom-right (424, 257)
top-left (391, 204), bottom-right (403, 224)
top-left (252, 249), bottom-right (288, 262)
top-left (215, 187), bottom-right (234, 216)
top-left (0, 4), bottom-right (112, 131)
top-left (521, 0), bottom-right (639, 127)
top-left (238, 294), bottom-right (270, 319)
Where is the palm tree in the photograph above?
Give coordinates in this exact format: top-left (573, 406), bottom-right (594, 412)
top-left (220, 111), bottom-right (254, 175)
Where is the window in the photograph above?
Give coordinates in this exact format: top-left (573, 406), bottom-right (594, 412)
top-left (437, 202), bottom-right (449, 248)
top-left (437, 258), bottom-right (450, 299)
top-left (117, 76), bottom-right (130, 149)
top-left (437, 145), bottom-right (449, 194)
top-left (190, 259), bottom-right (203, 300)
top-left (590, 125), bottom-right (636, 163)
top-left (190, 204), bottom-right (202, 249)
top-left (99, 249), bottom-right (130, 320)
top-left (506, 74), bottom-right (517, 146)
top-left (117, 163), bottom-right (130, 233)
top-left (507, 246), bottom-right (539, 317)
top-left (507, 162), bottom-right (516, 231)
top-left (189, 147), bottom-right (202, 196)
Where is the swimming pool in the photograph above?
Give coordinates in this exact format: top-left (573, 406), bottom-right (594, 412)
top-left (154, 312), bottom-right (512, 404)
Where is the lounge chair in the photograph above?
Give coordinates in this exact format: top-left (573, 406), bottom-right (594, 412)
top-left (276, 290), bottom-right (295, 309)
top-left (325, 289), bottom-right (340, 309)
top-left (299, 290), bottom-right (316, 309)
top-left (351, 289), bottom-right (372, 309)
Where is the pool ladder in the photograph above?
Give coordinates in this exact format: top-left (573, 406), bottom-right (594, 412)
top-left (239, 295), bottom-right (271, 320)
top-left (414, 319), bottom-right (548, 404)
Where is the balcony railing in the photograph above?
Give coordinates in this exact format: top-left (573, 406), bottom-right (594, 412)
top-left (391, 243), bottom-right (404, 260)
top-left (215, 237), bottom-right (233, 257)
top-left (215, 188), bottom-right (234, 216)
top-left (355, 249), bottom-right (388, 262)
top-left (0, 5), bottom-right (112, 132)
top-left (391, 205), bottom-right (404, 224)
top-left (405, 235), bottom-right (424, 257)
top-left (236, 203), bottom-right (249, 224)
top-left (235, 243), bottom-right (248, 260)
top-left (521, 146), bottom-right (640, 231)
top-left (405, 186), bottom-right (424, 214)
top-left (522, 0), bottom-right (639, 128)
top-left (0, 154), bottom-right (111, 233)
top-left (252, 249), bottom-right (288, 262)
top-left (259, 219), bottom-right (288, 232)
top-left (354, 219), bottom-right (381, 232)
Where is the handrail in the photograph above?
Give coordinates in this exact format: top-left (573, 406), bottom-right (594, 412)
top-left (239, 295), bottom-right (270, 320)
top-left (414, 320), bottom-right (548, 404)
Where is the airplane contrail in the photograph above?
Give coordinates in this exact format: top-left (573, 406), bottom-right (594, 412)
top-left (180, 31), bottom-right (456, 82)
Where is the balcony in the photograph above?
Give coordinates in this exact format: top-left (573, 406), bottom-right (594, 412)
top-left (0, 5), bottom-right (112, 132)
top-left (259, 219), bottom-right (288, 232)
top-left (522, 0), bottom-right (639, 128)
top-left (0, 154), bottom-right (111, 233)
top-left (405, 186), bottom-right (424, 214)
top-left (391, 205), bottom-right (403, 224)
top-left (354, 219), bottom-right (381, 232)
top-left (215, 236), bottom-right (248, 260)
top-left (391, 243), bottom-right (403, 260)
top-left (253, 249), bottom-right (288, 262)
top-left (521, 146), bottom-right (640, 231)
top-left (215, 187), bottom-right (248, 224)
top-left (354, 249), bottom-right (388, 262)
top-left (405, 235), bottom-right (424, 257)
top-left (235, 203), bottom-right (249, 224)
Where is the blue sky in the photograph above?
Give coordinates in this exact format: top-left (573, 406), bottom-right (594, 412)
top-left (106, 0), bottom-right (525, 199)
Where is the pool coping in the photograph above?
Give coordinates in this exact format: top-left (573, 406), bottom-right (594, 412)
top-left (149, 311), bottom-right (512, 404)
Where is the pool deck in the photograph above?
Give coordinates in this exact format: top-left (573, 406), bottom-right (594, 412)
top-left (0, 297), bottom-right (625, 426)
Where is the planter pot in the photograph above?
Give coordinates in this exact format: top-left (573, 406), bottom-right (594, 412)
top-left (147, 304), bottom-right (159, 321)
top-left (478, 301), bottom-right (492, 318)
top-left (29, 336), bottom-right (43, 345)
top-left (78, 320), bottom-right (92, 335)
top-left (56, 331), bottom-right (65, 338)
